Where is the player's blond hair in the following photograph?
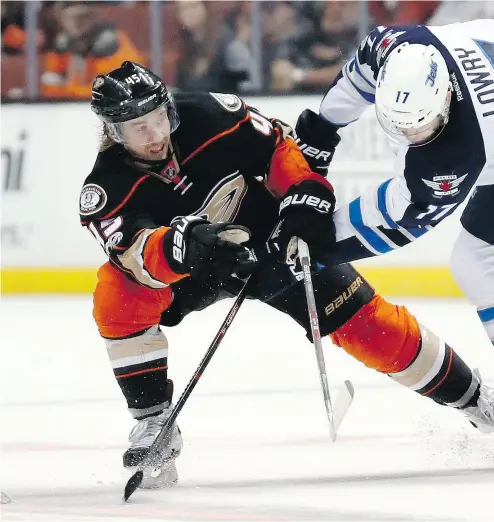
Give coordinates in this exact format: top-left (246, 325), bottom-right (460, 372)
top-left (99, 124), bottom-right (116, 152)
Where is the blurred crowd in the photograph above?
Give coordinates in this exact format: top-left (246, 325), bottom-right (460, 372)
top-left (2, 0), bottom-right (494, 99)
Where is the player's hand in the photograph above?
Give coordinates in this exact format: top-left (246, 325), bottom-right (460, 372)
top-left (294, 109), bottom-right (341, 175)
top-left (277, 180), bottom-right (336, 261)
top-left (164, 217), bottom-right (257, 284)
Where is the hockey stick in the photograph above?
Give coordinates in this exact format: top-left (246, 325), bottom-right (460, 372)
top-left (123, 275), bottom-right (253, 502)
top-left (297, 238), bottom-right (354, 442)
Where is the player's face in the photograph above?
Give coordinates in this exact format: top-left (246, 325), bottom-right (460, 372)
top-left (122, 106), bottom-right (171, 160)
top-left (380, 90), bottom-right (452, 147)
top-left (400, 115), bottom-right (443, 145)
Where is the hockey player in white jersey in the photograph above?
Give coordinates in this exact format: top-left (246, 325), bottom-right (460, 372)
top-left (278, 20), bottom-right (494, 431)
top-left (289, 20), bottom-right (494, 339)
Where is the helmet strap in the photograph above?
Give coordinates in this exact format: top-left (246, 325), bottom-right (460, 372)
top-left (125, 140), bottom-right (182, 180)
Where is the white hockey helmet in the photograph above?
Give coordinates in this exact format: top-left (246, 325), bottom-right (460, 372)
top-left (375, 43), bottom-right (452, 146)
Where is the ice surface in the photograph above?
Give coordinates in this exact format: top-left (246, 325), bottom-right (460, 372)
top-left (1, 296), bottom-right (494, 521)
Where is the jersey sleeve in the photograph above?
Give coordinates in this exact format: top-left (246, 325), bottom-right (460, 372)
top-left (79, 170), bottom-right (187, 289)
top-left (207, 95), bottom-right (334, 198)
top-left (83, 212), bottom-right (187, 289)
top-left (324, 174), bottom-right (459, 264)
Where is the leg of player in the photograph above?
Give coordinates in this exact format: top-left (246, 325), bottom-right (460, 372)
top-left (93, 262), bottom-right (181, 488)
top-left (330, 293), bottom-right (494, 433)
top-left (451, 227), bottom-right (494, 345)
top-left (93, 262), bottom-right (233, 488)
top-left (265, 263), bottom-right (494, 432)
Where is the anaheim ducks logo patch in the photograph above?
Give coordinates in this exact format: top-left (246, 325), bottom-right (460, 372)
top-left (93, 76), bottom-right (105, 90)
top-left (79, 183), bottom-right (107, 216)
top-left (195, 171), bottom-right (247, 222)
top-left (172, 172), bottom-right (247, 225)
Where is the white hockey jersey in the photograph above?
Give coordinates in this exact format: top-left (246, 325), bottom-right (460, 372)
top-left (321, 20), bottom-right (494, 264)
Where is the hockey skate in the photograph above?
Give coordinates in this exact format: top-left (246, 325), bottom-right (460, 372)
top-left (123, 383), bottom-right (182, 489)
top-left (462, 370), bottom-right (494, 433)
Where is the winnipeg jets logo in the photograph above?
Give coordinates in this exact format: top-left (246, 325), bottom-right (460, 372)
top-left (422, 174), bottom-right (468, 197)
top-left (425, 60), bottom-right (438, 87)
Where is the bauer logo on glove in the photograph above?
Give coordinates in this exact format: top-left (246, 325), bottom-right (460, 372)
top-left (280, 193), bottom-right (333, 214)
top-left (278, 180), bottom-right (337, 261)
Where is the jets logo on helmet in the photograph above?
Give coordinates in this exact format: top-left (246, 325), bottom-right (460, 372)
top-left (425, 60), bottom-right (438, 87)
top-left (375, 43), bottom-right (452, 147)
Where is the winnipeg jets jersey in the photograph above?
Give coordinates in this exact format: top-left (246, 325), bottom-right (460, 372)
top-left (320, 20), bottom-right (494, 263)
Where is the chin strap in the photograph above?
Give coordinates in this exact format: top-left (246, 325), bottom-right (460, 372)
top-left (126, 140), bottom-right (182, 180)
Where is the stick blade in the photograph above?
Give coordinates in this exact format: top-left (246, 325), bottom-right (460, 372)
top-left (344, 380), bottom-right (355, 398)
top-left (123, 470), bottom-right (143, 502)
top-left (332, 380), bottom-right (354, 437)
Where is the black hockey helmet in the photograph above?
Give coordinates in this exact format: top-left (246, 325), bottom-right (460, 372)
top-left (91, 61), bottom-right (179, 142)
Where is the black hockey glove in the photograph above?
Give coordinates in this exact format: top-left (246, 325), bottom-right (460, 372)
top-left (295, 109), bottom-right (341, 174)
top-left (164, 216), bottom-right (257, 284)
top-left (277, 180), bottom-right (336, 261)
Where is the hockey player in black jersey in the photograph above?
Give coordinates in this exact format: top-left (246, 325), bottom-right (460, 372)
top-left (81, 62), bottom-right (494, 488)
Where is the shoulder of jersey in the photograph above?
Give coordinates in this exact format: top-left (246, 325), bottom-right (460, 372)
top-left (173, 92), bottom-right (248, 156)
top-left (370, 25), bottom-right (434, 67)
top-left (79, 146), bottom-right (144, 222)
top-left (174, 91), bottom-right (246, 117)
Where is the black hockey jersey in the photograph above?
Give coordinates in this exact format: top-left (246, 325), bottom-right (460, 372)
top-left (79, 92), bottom-right (324, 288)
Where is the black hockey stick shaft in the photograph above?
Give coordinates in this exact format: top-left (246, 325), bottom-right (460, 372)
top-left (123, 275), bottom-right (253, 501)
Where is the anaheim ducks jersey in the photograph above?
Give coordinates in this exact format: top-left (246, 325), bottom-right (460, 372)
top-left (79, 91), bottom-right (317, 288)
top-left (315, 20), bottom-right (494, 263)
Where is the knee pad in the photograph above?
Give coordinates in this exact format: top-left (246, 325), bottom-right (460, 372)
top-left (330, 294), bottom-right (420, 373)
top-left (93, 262), bottom-right (174, 338)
